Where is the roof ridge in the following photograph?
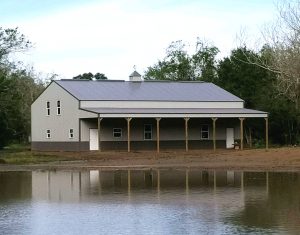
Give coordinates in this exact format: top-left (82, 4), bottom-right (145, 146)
top-left (58, 79), bottom-right (125, 82)
top-left (57, 79), bottom-right (208, 83)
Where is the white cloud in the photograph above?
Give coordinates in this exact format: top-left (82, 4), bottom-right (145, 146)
top-left (4, 0), bottom-right (277, 80)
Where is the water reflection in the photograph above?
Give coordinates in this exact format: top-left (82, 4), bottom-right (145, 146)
top-left (0, 171), bottom-right (32, 201)
top-left (0, 170), bottom-right (300, 234)
top-left (30, 170), bottom-right (249, 201)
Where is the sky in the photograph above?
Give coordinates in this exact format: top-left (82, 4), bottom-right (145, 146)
top-left (1, 0), bottom-right (278, 80)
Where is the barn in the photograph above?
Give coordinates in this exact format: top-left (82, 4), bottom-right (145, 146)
top-left (31, 71), bottom-right (268, 152)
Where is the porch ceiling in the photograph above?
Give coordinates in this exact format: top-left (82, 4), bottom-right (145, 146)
top-left (81, 108), bottom-right (268, 118)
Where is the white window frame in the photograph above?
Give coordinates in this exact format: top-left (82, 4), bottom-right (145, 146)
top-left (57, 100), bottom-right (61, 115)
top-left (113, 128), bottom-right (122, 139)
top-left (46, 101), bottom-right (50, 116)
top-left (144, 124), bottom-right (153, 140)
top-left (46, 129), bottom-right (51, 139)
top-left (201, 125), bottom-right (209, 140)
top-left (69, 129), bottom-right (74, 139)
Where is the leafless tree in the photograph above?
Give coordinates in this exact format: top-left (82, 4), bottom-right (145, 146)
top-left (239, 1), bottom-right (300, 111)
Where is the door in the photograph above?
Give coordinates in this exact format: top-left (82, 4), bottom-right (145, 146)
top-left (89, 129), bottom-right (99, 150)
top-left (226, 128), bottom-right (234, 149)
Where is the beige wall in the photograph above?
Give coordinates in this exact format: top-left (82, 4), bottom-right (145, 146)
top-left (80, 100), bottom-right (244, 109)
top-left (31, 82), bottom-right (97, 142)
top-left (81, 117), bottom-right (240, 142)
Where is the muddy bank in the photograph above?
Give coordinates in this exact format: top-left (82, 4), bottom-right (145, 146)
top-left (0, 147), bottom-right (300, 172)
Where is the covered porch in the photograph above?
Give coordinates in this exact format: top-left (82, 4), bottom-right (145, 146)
top-left (80, 108), bottom-right (268, 152)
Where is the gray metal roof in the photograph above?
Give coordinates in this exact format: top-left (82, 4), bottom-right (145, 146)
top-left (83, 108), bottom-right (267, 114)
top-left (55, 80), bottom-right (243, 102)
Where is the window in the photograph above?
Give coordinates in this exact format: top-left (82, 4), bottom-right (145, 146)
top-left (69, 129), bottom-right (74, 139)
top-left (46, 129), bottom-right (51, 139)
top-left (57, 100), bottom-right (61, 115)
top-left (201, 125), bottom-right (209, 140)
top-left (113, 128), bottom-right (122, 138)
top-left (144, 124), bottom-right (152, 140)
top-left (46, 101), bottom-right (50, 116)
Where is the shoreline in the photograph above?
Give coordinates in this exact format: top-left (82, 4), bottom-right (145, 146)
top-left (1, 147), bottom-right (300, 172)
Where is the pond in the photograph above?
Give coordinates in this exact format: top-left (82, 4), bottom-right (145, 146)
top-left (0, 170), bottom-right (299, 234)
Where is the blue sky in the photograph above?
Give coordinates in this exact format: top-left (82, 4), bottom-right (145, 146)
top-left (1, 0), bottom-right (278, 80)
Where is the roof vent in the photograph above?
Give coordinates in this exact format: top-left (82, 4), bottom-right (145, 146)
top-left (129, 67), bottom-right (142, 81)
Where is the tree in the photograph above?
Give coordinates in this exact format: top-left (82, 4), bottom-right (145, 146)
top-left (217, 47), bottom-right (298, 145)
top-left (73, 72), bottom-right (107, 80)
top-left (94, 72), bottom-right (108, 80)
top-left (217, 47), bottom-right (274, 108)
top-left (192, 40), bottom-right (219, 82)
top-left (144, 39), bottom-right (219, 81)
top-left (240, 1), bottom-right (300, 111)
top-left (0, 27), bottom-right (31, 62)
top-left (0, 27), bottom-right (44, 148)
top-left (238, 1), bottom-right (300, 144)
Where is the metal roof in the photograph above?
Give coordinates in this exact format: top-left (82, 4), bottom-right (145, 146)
top-left (55, 80), bottom-right (243, 102)
top-left (81, 107), bottom-right (267, 118)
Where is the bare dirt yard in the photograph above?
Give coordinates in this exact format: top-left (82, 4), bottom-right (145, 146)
top-left (1, 147), bottom-right (300, 172)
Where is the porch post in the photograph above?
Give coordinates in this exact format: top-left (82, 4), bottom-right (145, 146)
top-left (97, 115), bottom-right (103, 151)
top-left (265, 117), bottom-right (269, 150)
top-left (239, 118), bottom-right (245, 150)
top-left (156, 118), bottom-right (161, 153)
top-left (184, 118), bottom-right (190, 152)
top-left (212, 118), bottom-right (218, 151)
top-left (126, 118), bottom-right (132, 152)
top-left (78, 118), bottom-right (81, 151)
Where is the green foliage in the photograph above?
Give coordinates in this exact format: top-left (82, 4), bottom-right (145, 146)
top-left (216, 47), bottom-right (274, 108)
top-left (73, 72), bottom-right (107, 80)
top-left (216, 47), bottom-right (299, 145)
top-left (144, 39), bottom-right (219, 81)
top-left (146, 41), bottom-right (299, 145)
top-left (0, 150), bottom-right (68, 165)
top-left (0, 27), bottom-right (44, 149)
top-left (0, 67), bottom-right (44, 148)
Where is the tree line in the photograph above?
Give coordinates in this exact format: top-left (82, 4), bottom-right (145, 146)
top-left (144, 42), bottom-right (296, 146)
top-left (0, 27), bottom-right (44, 148)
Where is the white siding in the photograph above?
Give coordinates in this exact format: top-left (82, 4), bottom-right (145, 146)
top-left (80, 100), bottom-right (244, 109)
top-left (31, 82), bottom-right (97, 142)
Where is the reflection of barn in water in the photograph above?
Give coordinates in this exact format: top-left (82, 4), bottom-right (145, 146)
top-left (32, 171), bottom-right (90, 202)
top-left (30, 170), bottom-right (271, 202)
top-left (30, 170), bottom-right (284, 201)
top-left (91, 170), bottom-right (245, 190)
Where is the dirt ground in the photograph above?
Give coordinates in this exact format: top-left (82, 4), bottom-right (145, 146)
top-left (1, 147), bottom-right (300, 172)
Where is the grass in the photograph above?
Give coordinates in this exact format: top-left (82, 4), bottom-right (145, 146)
top-left (0, 144), bottom-right (69, 165)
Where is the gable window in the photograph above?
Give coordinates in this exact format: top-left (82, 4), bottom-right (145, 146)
top-left (113, 128), bottom-right (122, 138)
top-left (46, 101), bottom-right (50, 116)
top-left (57, 100), bottom-right (61, 115)
top-left (46, 129), bottom-right (51, 139)
top-left (69, 129), bottom-right (74, 139)
top-left (201, 125), bottom-right (209, 140)
top-left (144, 124), bottom-right (152, 140)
